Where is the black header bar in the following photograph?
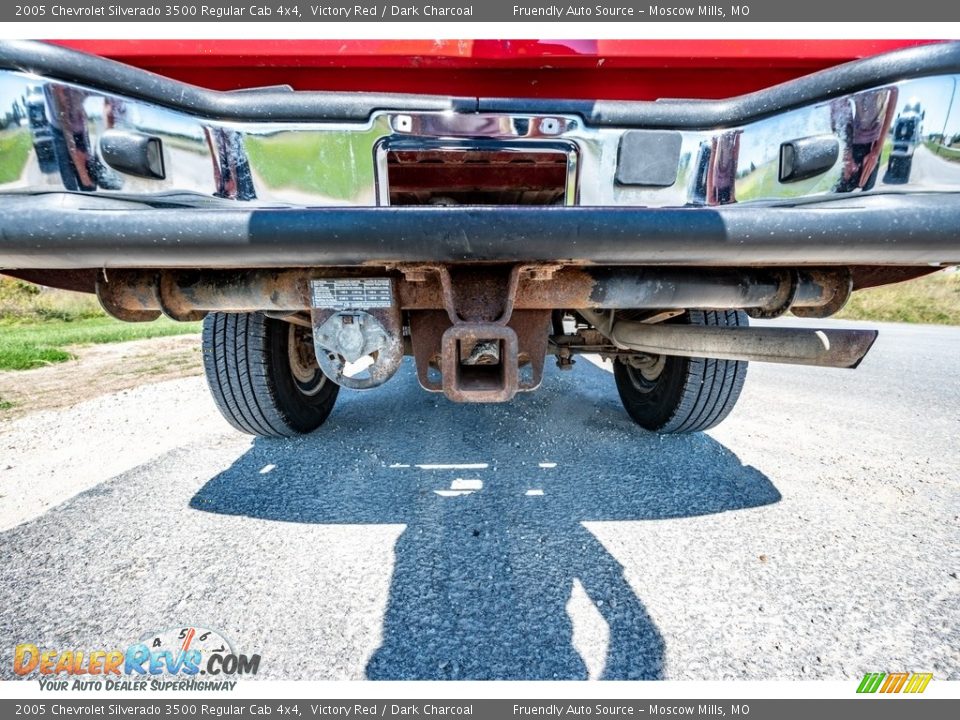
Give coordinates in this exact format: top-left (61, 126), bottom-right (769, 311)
top-left (3, 1), bottom-right (957, 23)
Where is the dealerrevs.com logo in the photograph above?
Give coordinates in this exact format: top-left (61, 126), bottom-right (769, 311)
top-left (13, 626), bottom-right (260, 691)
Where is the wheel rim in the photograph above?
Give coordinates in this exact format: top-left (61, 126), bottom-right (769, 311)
top-left (624, 353), bottom-right (666, 393)
top-left (287, 324), bottom-right (328, 397)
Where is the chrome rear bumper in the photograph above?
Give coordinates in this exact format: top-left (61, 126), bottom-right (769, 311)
top-left (1, 40), bottom-right (960, 269)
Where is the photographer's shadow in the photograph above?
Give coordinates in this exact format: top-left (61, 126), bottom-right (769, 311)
top-left (190, 359), bottom-right (780, 680)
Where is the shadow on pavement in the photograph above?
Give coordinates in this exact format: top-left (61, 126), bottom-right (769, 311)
top-left (190, 359), bottom-right (780, 680)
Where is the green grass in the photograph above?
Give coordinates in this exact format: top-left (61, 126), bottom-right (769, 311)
top-left (0, 316), bottom-right (201, 371)
top-left (923, 140), bottom-right (960, 161)
top-left (835, 270), bottom-right (960, 325)
top-left (245, 130), bottom-right (378, 201)
top-left (736, 157), bottom-right (838, 201)
top-left (0, 130), bottom-right (32, 184)
top-left (0, 276), bottom-right (106, 322)
top-left (1, 276), bottom-right (201, 371)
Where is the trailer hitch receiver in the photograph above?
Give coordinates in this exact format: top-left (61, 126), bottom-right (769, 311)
top-left (440, 322), bottom-right (520, 403)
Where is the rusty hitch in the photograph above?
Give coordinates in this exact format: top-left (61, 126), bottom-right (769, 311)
top-left (409, 264), bottom-right (552, 403)
top-left (441, 322), bottom-right (520, 403)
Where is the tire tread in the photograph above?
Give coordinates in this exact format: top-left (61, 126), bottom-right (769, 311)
top-left (202, 312), bottom-right (337, 437)
top-left (615, 309), bottom-right (749, 434)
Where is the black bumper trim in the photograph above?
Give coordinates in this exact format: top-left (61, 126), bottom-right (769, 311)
top-left (1, 194), bottom-right (958, 270)
top-left (1, 41), bottom-right (959, 127)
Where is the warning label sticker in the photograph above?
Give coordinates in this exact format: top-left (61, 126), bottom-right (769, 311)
top-left (309, 278), bottom-right (393, 310)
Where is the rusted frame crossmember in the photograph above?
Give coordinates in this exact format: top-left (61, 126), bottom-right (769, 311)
top-left (94, 266), bottom-right (847, 322)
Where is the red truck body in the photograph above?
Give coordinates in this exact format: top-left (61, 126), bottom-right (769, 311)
top-left (51, 39), bottom-right (931, 100)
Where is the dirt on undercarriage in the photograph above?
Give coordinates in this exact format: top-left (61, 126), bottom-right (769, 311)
top-left (0, 334), bottom-right (202, 421)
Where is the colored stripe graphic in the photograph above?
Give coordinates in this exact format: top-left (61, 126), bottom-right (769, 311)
top-left (881, 672), bottom-right (909, 693)
top-left (857, 673), bottom-right (885, 693)
top-left (857, 672), bottom-right (932, 694)
top-left (904, 673), bottom-right (933, 693)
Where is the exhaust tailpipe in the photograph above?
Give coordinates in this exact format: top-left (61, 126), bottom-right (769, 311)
top-left (579, 310), bottom-right (877, 369)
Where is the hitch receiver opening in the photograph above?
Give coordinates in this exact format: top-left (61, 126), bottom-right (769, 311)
top-left (441, 323), bottom-right (520, 403)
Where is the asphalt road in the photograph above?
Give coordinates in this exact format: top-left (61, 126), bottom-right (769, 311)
top-left (888, 144), bottom-right (960, 186)
top-left (0, 320), bottom-right (957, 681)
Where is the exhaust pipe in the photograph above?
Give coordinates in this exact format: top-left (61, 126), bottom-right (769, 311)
top-left (579, 309), bottom-right (877, 369)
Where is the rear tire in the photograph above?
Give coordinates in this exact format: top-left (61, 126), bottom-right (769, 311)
top-left (202, 312), bottom-right (339, 437)
top-left (613, 310), bottom-right (748, 434)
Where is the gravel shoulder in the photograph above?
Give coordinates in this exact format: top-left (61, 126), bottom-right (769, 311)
top-left (0, 322), bottom-right (957, 680)
top-left (0, 333), bottom-right (202, 421)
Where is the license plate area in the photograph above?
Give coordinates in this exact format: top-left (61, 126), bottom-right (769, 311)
top-left (378, 139), bottom-right (577, 206)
